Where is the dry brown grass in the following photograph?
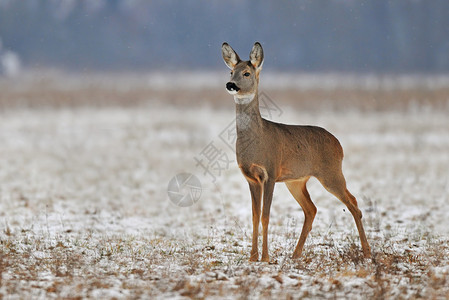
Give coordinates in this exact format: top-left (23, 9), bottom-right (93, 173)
top-left (2, 231), bottom-right (447, 299)
top-left (1, 71), bottom-right (448, 111)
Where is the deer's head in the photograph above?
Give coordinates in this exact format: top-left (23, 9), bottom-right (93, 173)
top-left (222, 42), bottom-right (264, 104)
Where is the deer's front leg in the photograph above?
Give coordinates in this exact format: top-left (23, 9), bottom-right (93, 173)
top-left (261, 179), bottom-right (275, 262)
top-left (248, 181), bottom-right (262, 261)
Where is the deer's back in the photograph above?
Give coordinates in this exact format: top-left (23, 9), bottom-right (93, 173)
top-left (267, 121), bottom-right (344, 181)
top-left (236, 119), bottom-right (344, 181)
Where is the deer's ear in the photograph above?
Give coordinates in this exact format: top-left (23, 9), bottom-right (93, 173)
top-left (250, 42), bottom-right (264, 70)
top-left (222, 43), bottom-right (240, 69)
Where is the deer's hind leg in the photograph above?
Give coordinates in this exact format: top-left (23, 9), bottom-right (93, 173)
top-left (316, 171), bottom-right (371, 258)
top-left (285, 177), bottom-right (317, 259)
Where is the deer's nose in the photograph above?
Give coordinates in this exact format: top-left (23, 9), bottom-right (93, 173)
top-left (226, 82), bottom-right (240, 92)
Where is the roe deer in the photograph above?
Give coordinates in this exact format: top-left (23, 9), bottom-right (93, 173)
top-left (221, 42), bottom-right (371, 262)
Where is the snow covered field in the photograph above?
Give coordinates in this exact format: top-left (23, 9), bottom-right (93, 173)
top-left (0, 73), bottom-right (448, 298)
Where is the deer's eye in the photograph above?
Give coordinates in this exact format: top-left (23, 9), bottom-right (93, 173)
top-left (244, 72), bottom-right (250, 77)
top-left (230, 71), bottom-right (233, 76)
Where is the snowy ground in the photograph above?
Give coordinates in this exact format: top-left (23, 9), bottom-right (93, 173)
top-left (0, 74), bottom-right (449, 298)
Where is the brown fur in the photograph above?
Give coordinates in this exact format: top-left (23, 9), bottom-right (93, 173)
top-left (222, 42), bottom-right (371, 262)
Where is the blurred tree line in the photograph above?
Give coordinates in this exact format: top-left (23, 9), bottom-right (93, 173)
top-left (0, 0), bottom-right (448, 72)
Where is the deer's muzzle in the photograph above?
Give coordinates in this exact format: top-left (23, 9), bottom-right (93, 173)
top-left (226, 82), bottom-right (240, 93)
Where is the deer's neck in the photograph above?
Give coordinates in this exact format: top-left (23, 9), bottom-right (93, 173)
top-left (235, 93), bottom-right (263, 133)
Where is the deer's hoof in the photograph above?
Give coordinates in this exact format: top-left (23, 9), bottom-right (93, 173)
top-left (249, 253), bottom-right (259, 262)
top-left (261, 255), bottom-right (270, 263)
top-left (291, 251), bottom-right (302, 260)
top-left (249, 257), bottom-right (259, 262)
